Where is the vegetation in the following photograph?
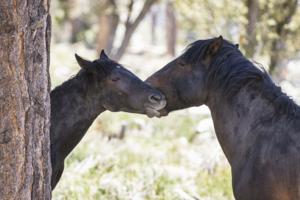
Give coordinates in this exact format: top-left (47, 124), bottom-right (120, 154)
top-left (52, 0), bottom-right (299, 74)
top-left (175, 0), bottom-right (300, 74)
top-left (53, 111), bottom-right (234, 200)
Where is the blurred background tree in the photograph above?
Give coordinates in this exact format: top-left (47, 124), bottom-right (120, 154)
top-left (95, 0), bottom-right (158, 60)
top-left (175, 0), bottom-right (300, 75)
top-left (53, 0), bottom-right (158, 60)
top-left (52, 0), bottom-right (300, 75)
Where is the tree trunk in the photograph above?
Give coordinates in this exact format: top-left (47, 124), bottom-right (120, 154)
top-left (97, 0), bottom-right (119, 55)
top-left (112, 0), bottom-right (157, 61)
top-left (150, 5), bottom-right (158, 45)
top-left (166, 1), bottom-right (177, 56)
top-left (269, 37), bottom-right (285, 74)
top-left (0, 0), bottom-right (51, 199)
top-left (269, 0), bottom-right (298, 74)
top-left (243, 0), bottom-right (259, 58)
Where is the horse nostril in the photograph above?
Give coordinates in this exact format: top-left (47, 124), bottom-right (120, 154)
top-left (149, 94), bottom-right (162, 103)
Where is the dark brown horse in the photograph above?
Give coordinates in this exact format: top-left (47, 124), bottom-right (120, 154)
top-left (146, 36), bottom-right (300, 200)
top-left (50, 50), bottom-right (166, 189)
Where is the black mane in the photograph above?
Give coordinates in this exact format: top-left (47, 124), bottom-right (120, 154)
top-left (52, 59), bottom-right (117, 96)
top-left (182, 39), bottom-right (300, 117)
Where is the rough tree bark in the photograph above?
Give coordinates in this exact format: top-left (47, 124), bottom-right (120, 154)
top-left (0, 0), bottom-right (51, 199)
top-left (166, 0), bottom-right (177, 56)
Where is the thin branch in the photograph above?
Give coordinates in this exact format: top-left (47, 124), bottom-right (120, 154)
top-left (125, 0), bottom-right (134, 27)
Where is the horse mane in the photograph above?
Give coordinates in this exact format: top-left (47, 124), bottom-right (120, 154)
top-left (51, 60), bottom-right (116, 95)
top-left (182, 38), bottom-right (300, 117)
top-left (51, 69), bottom-right (87, 95)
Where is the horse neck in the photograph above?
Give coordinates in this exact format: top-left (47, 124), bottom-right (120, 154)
top-left (206, 87), bottom-right (276, 165)
top-left (50, 76), bottom-right (105, 157)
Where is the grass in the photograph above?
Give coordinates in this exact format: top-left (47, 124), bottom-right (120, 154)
top-left (52, 111), bottom-right (234, 200)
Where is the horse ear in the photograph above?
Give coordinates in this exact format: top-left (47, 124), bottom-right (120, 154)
top-left (203, 36), bottom-right (223, 66)
top-left (75, 54), bottom-right (92, 69)
top-left (99, 50), bottom-right (109, 60)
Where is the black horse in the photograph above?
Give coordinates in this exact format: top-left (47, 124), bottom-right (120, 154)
top-left (50, 50), bottom-right (166, 189)
top-left (147, 36), bottom-right (300, 200)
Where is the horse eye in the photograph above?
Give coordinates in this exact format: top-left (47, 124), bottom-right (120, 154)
top-left (111, 77), bottom-right (120, 82)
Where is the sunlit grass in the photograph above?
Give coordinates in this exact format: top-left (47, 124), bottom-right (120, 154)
top-left (53, 111), bottom-right (234, 200)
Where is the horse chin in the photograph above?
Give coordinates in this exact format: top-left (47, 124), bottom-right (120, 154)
top-left (157, 109), bottom-right (169, 117)
top-left (144, 101), bottom-right (167, 118)
top-left (145, 107), bottom-right (170, 118)
top-left (145, 107), bottom-right (161, 118)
